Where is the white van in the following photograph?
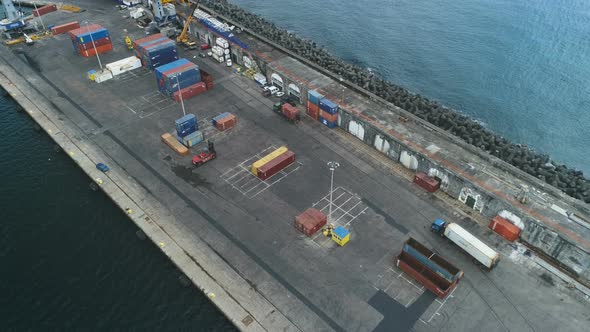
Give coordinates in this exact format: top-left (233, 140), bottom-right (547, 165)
top-left (268, 86), bottom-right (279, 95)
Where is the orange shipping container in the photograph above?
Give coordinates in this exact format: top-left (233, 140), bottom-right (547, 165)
top-left (161, 133), bottom-right (189, 156)
top-left (319, 109), bottom-right (338, 123)
top-left (489, 216), bottom-right (520, 242)
top-left (294, 208), bottom-right (327, 237)
top-left (306, 101), bottom-right (319, 120)
top-left (215, 114), bottom-right (237, 131)
top-left (79, 43), bottom-right (113, 57)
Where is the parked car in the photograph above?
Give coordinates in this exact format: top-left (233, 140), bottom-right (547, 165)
top-left (268, 86), bottom-right (279, 95)
top-left (226, 59), bottom-right (233, 67)
top-left (198, 52), bottom-right (206, 58)
top-left (275, 91), bottom-right (285, 97)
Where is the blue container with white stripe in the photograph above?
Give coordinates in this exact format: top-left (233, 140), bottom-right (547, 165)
top-left (308, 90), bottom-right (324, 105)
top-left (402, 243), bottom-right (460, 282)
top-left (75, 28), bottom-right (109, 44)
top-left (319, 116), bottom-right (337, 128)
top-left (319, 98), bottom-right (338, 115)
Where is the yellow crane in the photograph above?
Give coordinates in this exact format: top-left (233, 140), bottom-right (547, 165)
top-left (176, 0), bottom-right (200, 48)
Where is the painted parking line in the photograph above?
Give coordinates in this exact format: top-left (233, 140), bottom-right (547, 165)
top-left (220, 146), bottom-right (302, 198)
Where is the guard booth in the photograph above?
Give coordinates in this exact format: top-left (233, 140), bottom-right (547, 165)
top-left (332, 226), bottom-right (350, 246)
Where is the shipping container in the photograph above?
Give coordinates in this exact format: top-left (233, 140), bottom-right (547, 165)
top-left (396, 251), bottom-right (459, 299)
top-left (94, 70), bottom-right (113, 83)
top-left (443, 223), bottom-right (500, 269)
top-left (413, 172), bottom-right (440, 193)
top-left (489, 216), bottom-right (520, 242)
top-left (257, 150), bottom-right (296, 180)
top-left (74, 36), bottom-right (112, 51)
top-left (173, 82), bottom-right (207, 102)
top-left (132, 33), bottom-right (164, 50)
top-left (319, 109), bottom-right (338, 123)
top-left (180, 130), bottom-right (204, 147)
top-left (155, 59), bottom-right (191, 81)
top-left (251, 146), bottom-right (288, 176)
top-left (319, 116), bottom-right (337, 129)
top-left (51, 21), bottom-right (80, 35)
top-left (175, 114), bottom-right (197, 131)
top-left (280, 103), bottom-right (300, 122)
top-left (402, 238), bottom-right (464, 282)
top-left (294, 208), bottom-right (327, 237)
top-left (79, 43), bottom-right (113, 57)
top-left (307, 90), bottom-right (324, 105)
top-left (212, 112), bottom-right (230, 123)
top-left (71, 27), bottom-right (110, 44)
top-left (214, 113), bottom-right (237, 131)
top-left (306, 101), bottom-right (319, 120)
top-left (33, 4), bottom-right (57, 17)
top-left (200, 69), bottom-right (213, 83)
top-left (161, 133), bottom-right (189, 156)
top-left (105, 56), bottom-right (141, 76)
top-left (319, 98), bottom-right (338, 115)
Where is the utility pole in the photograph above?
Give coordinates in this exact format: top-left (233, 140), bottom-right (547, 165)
top-left (327, 161), bottom-right (340, 223)
top-left (174, 74), bottom-right (186, 116)
top-left (85, 21), bottom-right (102, 70)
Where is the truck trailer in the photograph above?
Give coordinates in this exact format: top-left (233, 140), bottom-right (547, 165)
top-left (431, 219), bottom-right (500, 269)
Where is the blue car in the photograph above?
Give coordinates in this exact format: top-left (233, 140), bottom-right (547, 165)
top-left (96, 163), bottom-right (109, 173)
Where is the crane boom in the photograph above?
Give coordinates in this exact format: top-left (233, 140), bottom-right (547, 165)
top-left (177, 0), bottom-right (200, 45)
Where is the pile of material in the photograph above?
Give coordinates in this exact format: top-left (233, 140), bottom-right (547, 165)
top-left (133, 33), bottom-right (178, 70)
top-left (69, 24), bottom-right (112, 57)
top-left (154, 59), bottom-right (203, 98)
top-left (294, 208), bottom-right (327, 237)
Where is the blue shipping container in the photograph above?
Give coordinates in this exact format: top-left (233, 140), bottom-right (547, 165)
top-left (148, 53), bottom-right (180, 70)
top-left (308, 90), bottom-right (324, 105)
top-left (146, 42), bottom-right (176, 54)
top-left (212, 112), bottom-right (230, 124)
top-left (138, 37), bottom-right (168, 52)
top-left (175, 114), bottom-right (197, 127)
top-left (319, 116), bottom-right (337, 128)
top-left (180, 130), bottom-right (204, 147)
top-left (155, 58), bottom-right (191, 81)
top-left (319, 98), bottom-right (338, 115)
top-left (403, 244), bottom-right (457, 282)
top-left (176, 123), bottom-right (197, 138)
top-left (76, 28), bottom-right (109, 44)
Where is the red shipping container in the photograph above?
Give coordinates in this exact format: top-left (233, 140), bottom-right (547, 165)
top-left (51, 21), bottom-right (80, 35)
top-left (489, 216), bottom-right (520, 242)
top-left (205, 82), bottom-right (214, 90)
top-left (319, 109), bottom-right (338, 123)
top-left (306, 101), bottom-right (319, 120)
top-left (215, 114), bottom-right (237, 131)
top-left (413, 172), bottom-right (440, 193)
top-left (68, 24), bottom-right (103, 39)
top-left (133, 33), bottom-right (164, 50)
top-left (173, 82), bottom-right (207, 102)
top-left (76, 37), bottom-right (112, 51)
top-left (281, 104), bottom-right (300, 122)
top-left (200, 43), bottom-right (210, 50)
top-left (141, 38), bottom-right (173, 54)
top-left (79, 43), bottom-right (113, 57)
top-left (33, 4), bottom-right (57, 17)
top-left (257, 151), bottom-right (296, 180)
top-left (396, 251), bottom-right (458, 299)
top-left (294, 208), bottom-right (327, 237)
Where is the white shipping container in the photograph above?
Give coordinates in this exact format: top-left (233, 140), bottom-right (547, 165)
top-left (215, 37), bottom-right (229, 49)
top-left (129, 8), bottom-right (144, 19)
top-left (105, 56), bottom-right (141, 76)
top-left (94, 69), bottom-right (113, 83)
top-left (444, 223), bottom-right (500, 269)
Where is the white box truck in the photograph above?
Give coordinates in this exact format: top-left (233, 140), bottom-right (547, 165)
top-left (431, 219), bottom-right (500, 269)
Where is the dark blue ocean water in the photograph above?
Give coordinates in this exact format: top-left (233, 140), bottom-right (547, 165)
top-left (0, 95), bottom-right (235, 330)
top-left (233, 0), bottom-right (590, 173)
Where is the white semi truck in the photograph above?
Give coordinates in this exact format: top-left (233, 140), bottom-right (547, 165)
top-left (431, 219), bottom-right (500, 269)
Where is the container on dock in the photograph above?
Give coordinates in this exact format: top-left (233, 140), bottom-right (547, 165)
top-left (319, 98), bottom-right (338, 115)
top-left (413, 172), bottom-right (440, 193)
top-left (319, 115), bottom-right (337, 128)
top-left (78, 43), bottom-right (113, 58)
top-left (489, 216), bottom-right (520, 242)
top-left (319, 110), bottom-right (337, 123)
top-left (294, 208), bottom-right (327, 237)
top-left (175, 114), bottom-right (197, 138)
top-left (306, 101), bottom-right (319, 120)
top-left (402, 238), bottom-right (464, 282)
top-left (173, 82), bottom-right (207, 102)
top-left (281, 103), bottom-right (300, 122)
top-left (396, 250), bottom-right (459, 299)
top-left (132, 33), bottom-right (164, 51)
top-left (142, 39), bottom-right (178, 70)
top-left (155, 59), bottom-right (201, 97)
top-left (251, 146), bottom-right (288, 176)
top-left (257, 150), bottom-right (295, 180)
top-left (105, 56), bottom-right (141, 76)
top-left (69, 24), bottom-right (112, 57)
top-left (51, 21), bottom-right (80, 35)
top-left (33, 4), bottom-right (57, 17)
top-left (307, 90), bottom-right (324, 105)
top-left (211, 113), bottom-right (237, 131)
top-left (179, 130), bottom-right (204, 148)
top-left (200, 69), bottom-right (214, 90)
top-left (161, 133), bottom-right (189, 156)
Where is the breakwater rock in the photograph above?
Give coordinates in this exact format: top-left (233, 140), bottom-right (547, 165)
top-left (203, 0), bottom-right (589, 203)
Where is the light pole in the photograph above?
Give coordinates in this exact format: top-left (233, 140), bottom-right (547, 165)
top-left (33, 3), bottom-right (46, 31)
top-left (84, 21), bottom-right (102, 70)
top-left (339, 77), bottom-right (344, 104)
top-left (174, 74), bottom-right (186, 116)
top-left (327, 161), bottom-right (340, 223)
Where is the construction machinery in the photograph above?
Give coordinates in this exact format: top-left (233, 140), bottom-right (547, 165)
top-left (4, 30), bottom-right (52, 46)
top-left (125, 35), bottom-right (133, 49)
top-left (192, 141), bottom-right (217, 167)
top-left (0, 0), bottom-right (26, 31)
top-left (176, 0), bottom-right (200, 48)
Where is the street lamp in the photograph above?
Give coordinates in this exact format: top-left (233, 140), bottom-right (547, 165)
top-left (33, 3), bottom-right (46, 31)
top-left (173, 74), bottom-right (186, 116)
top-left (84, 21), bottom-right (102, 70)
top-left (327, 161), bottom-right (340, 223)
top-left (339, 77), bottom-right (344, 104)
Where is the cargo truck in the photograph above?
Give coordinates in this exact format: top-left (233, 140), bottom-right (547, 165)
top-left (395, 238), bottom-right (463, 298)
top-left (431, 219), bottom-right (500, 269)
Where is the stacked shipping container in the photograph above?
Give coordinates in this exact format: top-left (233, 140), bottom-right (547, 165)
top-left (69, 24), bottom-right (113, 57)
top-left (134, 34), bottom-right (178, 70)
top-left (294, 208), bottom-right (327, 237)
top-left (211, 112), bottom-right (237, 131)
top-left (319, 98), bottom-right (339, 128)
top-left (250, 146), bottom-right (295, 180)
top-left (51, 21), bottom-right (80, 35)
top-left (154, 59), bottom-right (202, 98)
top-left (306, 90), bottom-right (323, 120)
top-left (174, 114), bottom-right (203, 148)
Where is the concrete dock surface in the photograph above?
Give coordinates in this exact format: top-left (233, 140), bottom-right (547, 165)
top-left (1, 1), bottom-right (588, 331)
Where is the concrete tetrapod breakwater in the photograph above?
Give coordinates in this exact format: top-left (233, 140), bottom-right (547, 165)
top-left (200, 0), bottom-right (589, 204)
